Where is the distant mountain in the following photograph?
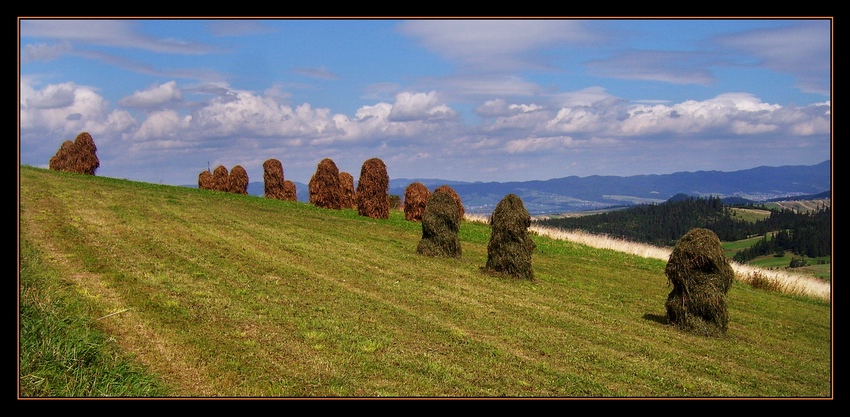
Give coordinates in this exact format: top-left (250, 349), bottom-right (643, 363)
top-left (389, 160), bottom-right (831, 215)
top-left (227, 160), bottom-right (830, 215)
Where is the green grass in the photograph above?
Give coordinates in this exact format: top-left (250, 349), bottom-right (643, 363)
top-left (18, 165), bottom-right (833, 398)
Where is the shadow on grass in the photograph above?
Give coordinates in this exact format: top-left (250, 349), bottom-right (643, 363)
top-left (642, 313), bottom-right (668, 325)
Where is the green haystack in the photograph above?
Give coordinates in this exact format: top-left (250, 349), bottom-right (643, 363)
top-left (665, 227), bottom-right (735, 336)
top-left (416, 191), bottom-right (462, 258)
top-left (483, 194), bottom-right (536, 280)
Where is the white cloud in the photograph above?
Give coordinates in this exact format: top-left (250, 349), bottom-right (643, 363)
top-left (398, 20), bottom-right (599, 70)
top-left (20, 19), bottom-right (216, 54)
top-left (133, 110), bottom-right (190, 142)
top-left (586, 51), bottom-right (715, 85)
top-left (504, 136), bottom-right (578, 154)
top-left (21, 41), bottom-right (72, 63)
top-left (388, 91), bottom-right (457, 122)
top-left (716, 21), bottom-right (830, 95)
top-left (119, 81), bottom-right (184, 108)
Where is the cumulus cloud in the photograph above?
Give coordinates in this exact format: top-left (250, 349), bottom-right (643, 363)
top-left (119, 81), bottom-right (184, 108)
top-left (388, 91), bottom-right (457, 122)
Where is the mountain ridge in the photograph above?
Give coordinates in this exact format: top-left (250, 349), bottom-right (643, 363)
top-left (238, 160), bottom-right (830, 215)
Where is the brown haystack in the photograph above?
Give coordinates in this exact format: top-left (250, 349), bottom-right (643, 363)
top-left (309, 158), bottom-right (342, 209)
top-left (483, 194), bottom-right (536, 280)
top-left (404, 182), bottom-right (431, 222)
top-left (664, 228), bottom-right (735, 336)
top-left (339, 171), bottom-right (357, 209)
top-left (48, 132), bottom-right (100, 175)
top-left (229, 165), bottom-right (249, 194)
top-left (198, 170), bottom-right (214, 190)
top-left (282, 180), bottom-right (298, 202)
top-left (434, 185), bottom-right (464, 221)
top-left (212, 165), bottom-right (230, 192)
top-left (263, 158), bottom-right (287, 200)
top-left (49, 140), bottom-right (75, 172)
top-left (355, 158), bottom-right (390, 219)
top-left (416, 190), bottom-right (462, 258)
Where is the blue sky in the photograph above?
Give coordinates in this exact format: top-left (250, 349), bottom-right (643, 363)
top-left (19, 18), bottom-right (831, 186)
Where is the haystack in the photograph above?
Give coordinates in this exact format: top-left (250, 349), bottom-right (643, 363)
top-left (483, 194), bottom-right (536, 280)
top-left (416, 191), bottom-right (462, 258)
top-left (309, 158), bottom-right (342, 209)
top-left (355, 157), bottom-right (390, 219)
top-left (339, 171), bottom-right (357, 209)
top-left (48, 140), bottom-right (75, 172)
top-left (434, 185), bottom-right (464, 221)
top-left (404, 182), bottom-right (430, 222)
top-left (282, 180), bottom-right (298, 202)
top-left (212, 165), bottom-right (229, 192)
top-left (664, 228), bottom-right (735, 336)
top-left (48, 132), bottom-right (100, 175)
top-left (72, 132), bottom-right (99, 175)
top-left (229, 165), bottom-right (249, 194)
top-left (263, 158), bottom-right (286, 200)
top-left (198, 170), bottom-right (214, 190)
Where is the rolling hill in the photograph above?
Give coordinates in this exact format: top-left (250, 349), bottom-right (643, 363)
top-left (20, 165), bottom-right (832, 397)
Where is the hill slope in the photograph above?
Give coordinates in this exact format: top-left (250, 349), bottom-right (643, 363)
top-left (19, 166), bottom-right (832, 397)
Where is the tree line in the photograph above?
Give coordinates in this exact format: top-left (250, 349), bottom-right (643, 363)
top-left (537, 195), bottom-right (831, 259)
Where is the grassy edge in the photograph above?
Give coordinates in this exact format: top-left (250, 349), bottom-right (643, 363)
top-left (18, 238), bottom-right (171, 398)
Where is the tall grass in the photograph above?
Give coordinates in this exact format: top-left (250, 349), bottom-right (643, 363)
top-left (466, 214), bottom-right (831, 302)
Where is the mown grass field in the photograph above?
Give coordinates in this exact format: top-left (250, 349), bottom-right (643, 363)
top-left (18, 166), bottom-right (833, 398)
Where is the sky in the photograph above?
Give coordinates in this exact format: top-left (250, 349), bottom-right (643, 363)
top-left (19, 18), bottom-right (832, 186)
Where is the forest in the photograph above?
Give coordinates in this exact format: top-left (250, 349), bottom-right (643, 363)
top-left (536, 195), bottom-right (831, 260)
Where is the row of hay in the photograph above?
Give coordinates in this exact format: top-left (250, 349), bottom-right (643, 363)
top-left (48, 132), bottom-right (100, 176)
top-left (307, 157), bottom-right (401, 220)
top-left (198, 165), bottom-right (249, 194)
top-left (403, 182), bottom-right (464, 223)
top-left (262, 159), bottom-right (297, 201)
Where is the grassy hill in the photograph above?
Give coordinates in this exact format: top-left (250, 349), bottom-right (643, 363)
top-left (18, 166), bottom-right (832, 398)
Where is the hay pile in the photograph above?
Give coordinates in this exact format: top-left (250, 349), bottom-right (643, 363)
top-left (228, 165), bottom-right (249, 194)
top-left (263, 158), bottom-right (287, 200)
top-left (355, 158), bottom-right (390, 219)
top-left (416, 191), bottom-right (462, 258)
top-left (282, 180), bottom-right (298, 202)
top-left (483, 194), bottom-right (536, 280)
top-left (404, 182), bottom-right (431, 222)
top-left (309, 158), bottom-right (342, 209)
top-left (434, 185), bottom-right (464, 222)
top-left (339, 171), bottom-right (357, 209)
top-left (198, 170), bottom-right (214, 190)
top-left (664, 228), bottom-right (735, 336)
top-left (212, 165), bottom-right (230, 192)
top-left (48, 132), bottom-right (100, 175)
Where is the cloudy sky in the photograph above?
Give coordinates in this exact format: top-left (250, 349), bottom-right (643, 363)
top-left (19, 18), bottom-right (831, 186)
